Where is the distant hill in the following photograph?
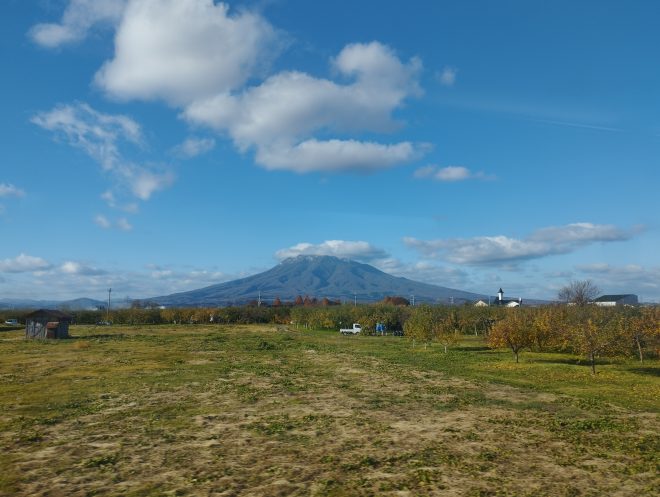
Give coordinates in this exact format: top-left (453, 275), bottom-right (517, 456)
top-left (0, 297), bottom-right (106, 311)
top-left (151, 255), bottom-right (488, 306)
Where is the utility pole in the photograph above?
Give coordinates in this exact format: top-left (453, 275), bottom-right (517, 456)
top-left (354, 293), bottom-right (357, 307)
top-left (107, 288), bottom-right (112, 323)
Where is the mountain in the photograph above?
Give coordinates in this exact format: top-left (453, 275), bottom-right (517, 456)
top-left (0, 297), bottom-right (106, 311)
top-left (152, 255), bottom-right (487, 306)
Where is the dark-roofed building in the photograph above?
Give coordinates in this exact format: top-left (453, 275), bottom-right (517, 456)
top-left (25, 309), bottom-right (72, 339)
top-left (594, 294), bottom-right (638, 307)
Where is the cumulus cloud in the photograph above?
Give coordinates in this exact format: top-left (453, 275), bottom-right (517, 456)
top-left (173, 137), bottom-right (216, 158)
top-left (437, 66), bottom-right (457, 87)
top-left (276, 240), bottom-right (389, 262)
top-left (95, 0), bottom-right (280, 105)
top-left (183, 41), bottom-right (424, 173)
top-left (405, 223), bottom-right (638, 265)
top-left (33, 2), bottom-right (427, 175)
top-left (32, 102), bottom-right (173, 202)
top-left (0, 183), bottom-right (26, 197)
top-left (29, 0), bottom-right (126, 48)
top-left (0, 254), bottom-right (52, 273)
top-left (414, 165), bottom-right (493, 182)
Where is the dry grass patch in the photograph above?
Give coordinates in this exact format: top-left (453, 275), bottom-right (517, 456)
top-left (0, 325), bottom-right (657, 496)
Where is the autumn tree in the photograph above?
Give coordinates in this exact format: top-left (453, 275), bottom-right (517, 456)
top-left (404, 305), bottom-right (436, 348)
top-left (382, 296), bottom-right (410, 306)
top-left (488, 309), bottom-right (532, 363)
top-left (566, 307), bottom-right (624, 374)
top-left (620, 307), bottom-right (660, 363)
top-left (435, 313), bottom-right (460, 353)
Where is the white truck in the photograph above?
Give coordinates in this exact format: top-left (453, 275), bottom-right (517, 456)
top-left (340, 323), bottom-right (362, 335)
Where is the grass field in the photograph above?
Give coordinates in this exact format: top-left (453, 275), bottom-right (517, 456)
top-left (1, 325), bottom-right (658, 496)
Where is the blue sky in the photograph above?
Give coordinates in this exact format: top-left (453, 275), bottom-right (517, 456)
top-left (1, 0), bottom-right (659, 303)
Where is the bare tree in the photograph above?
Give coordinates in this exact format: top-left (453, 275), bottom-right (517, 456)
top-left (557, 280), bottom-right (600, 306)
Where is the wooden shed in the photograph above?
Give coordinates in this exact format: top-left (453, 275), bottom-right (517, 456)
top-left (25, 309), bottom-right (72, 339)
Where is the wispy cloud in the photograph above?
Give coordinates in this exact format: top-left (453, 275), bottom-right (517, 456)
top-left (60, 261), bottom-right (107, 276)
top-left (414, 165), bottom-right (494, 182)
top-left (0, 183), bottom-right (25, 215)
top-left (95, 214), bottom-right (133, 231)
top-left (29, 0), bottom-right (126, 48)
top-left (0, 183), bottom-right (26, 197)
top-left (0, 254), bottom-right (52, 273)
top-left (32, 102), bottom-right (173, 207)
top-left (437, 93), bottom-right (620, 133)
top-left (173, 137), bottom-right (216, 158)
top-left (405, 223), bottom-right (640, 266)
top-left (437, 66), bottom-right (457, 87)
top-left (532, 119), bottom-right (624, 133)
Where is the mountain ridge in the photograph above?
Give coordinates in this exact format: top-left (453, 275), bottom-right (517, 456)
top-left (150, 255), bottom-right (487, 306)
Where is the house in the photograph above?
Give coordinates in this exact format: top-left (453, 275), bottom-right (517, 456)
top-left (25, 309), bottom-right (72, 339)
top-left (474, 300), bottom-right (489, 307)
top-left (491, 288), bottom-right (522, 307)
top-left (593, 294), bottom-right (638, 307)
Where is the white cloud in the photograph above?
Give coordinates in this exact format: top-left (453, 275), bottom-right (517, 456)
top-left (95, 214), bottom-right (132, 231)
top-left (32, 102), bottom-right (173, 203)
top-left (61, 261), bottom-right (107, 276)
top-left (95, 0), bottom-right (280, 105)
top-left (276, 240), bottom-right (389, 262)
top-left (128, 170), bottom-right (174, 200)
top-left (31, 102), bottom-right (142, 171)
top-left (183, 41), bottom-right (424, 173)
top-left (173, 137), bottom-right (216, 158)
top-left (29, 0), bottom-right (126, 48)
top-left (116, 217), bottom-right (133, 231)
top-left (0, 254), bottom-right (52, 273)
top-left (405, 223), bottom-right (638, 265)
top-left (437, 66), bottom-right (457, 87)
top-left (256, 139), bottom-right (418, 173)
top-left (0, 183), bottom-right (26, 197)
top-left (94, 215), bottom-right (111, 229)
top-left (436, 166), bottom-right (471, 181)
top-left (376, 258), bottom-right (469, 289)
top-left (414, 165), bottom-right (493, 182)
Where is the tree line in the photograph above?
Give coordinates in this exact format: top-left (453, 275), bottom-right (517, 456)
top-left (2, 299), bottom-right (657, 372)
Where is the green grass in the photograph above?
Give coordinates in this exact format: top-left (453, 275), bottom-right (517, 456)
top-left (0, 325), bottom-right (658, 497)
